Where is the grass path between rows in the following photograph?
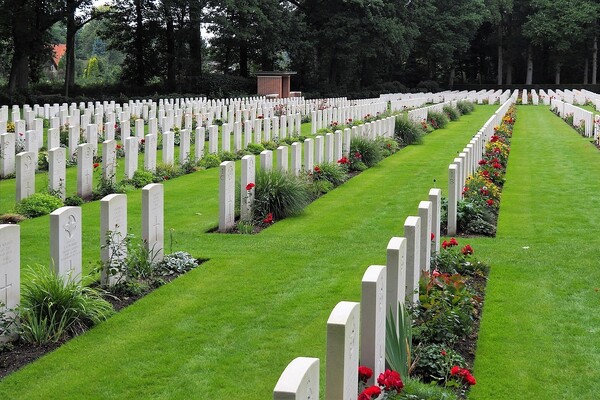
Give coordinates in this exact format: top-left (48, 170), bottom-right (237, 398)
top-left (0, 106), bottom-right (498, 399)
top-left (470, 106), bottom-right (600, 399)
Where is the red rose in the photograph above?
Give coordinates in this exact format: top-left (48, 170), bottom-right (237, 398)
top-left (263, 213), bottom-right (273, 224)
top-left (432, 269), bottom-right (441, 277)
top-left (377, 369), bottom-right (403, 392)
top-left (487, 199), bottom-right (494, 206)
top-left (93, 163), bottom-right (100, 168)
top-left (245, 182), bottom-right (255, 191)
top-left (449, 238), bottom-right (458, 247)
top-left (314, 166), bottom-right (321, 173)
top-left (430, 232), bottom-right (435, 241)
top-left (450, 365), bottom-right (461, 376)
top-left (358, 366), bottom-right (373, 382)
top-left (465, 373), bottom-right (477, 386)
top-left (364, 385), bottom-right (381, 396)
top-left (354, 151), bottom-right (362, 159)
top-left (442, 240), bottom-right (449, 249)
top-left (441, 350), bottom-right (447, 356)
top-left (116, 144), bottom-right (122, 149)
top-left (478, 159), bottom-right (487, 165)
top-left (461, 245), bottom-right (474, 255)
top-left (492, 162), bottom-right (502, 169)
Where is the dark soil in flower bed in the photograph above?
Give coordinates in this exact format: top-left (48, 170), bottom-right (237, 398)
top-left (0, 258), bottom-right (208, 380)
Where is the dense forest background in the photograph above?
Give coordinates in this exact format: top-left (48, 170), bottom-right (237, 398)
top-left (0, 0), bottom-right (598, 102)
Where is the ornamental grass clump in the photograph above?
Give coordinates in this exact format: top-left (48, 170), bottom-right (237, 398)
top-left (350, 137), bottom-right (383, 168)
top-left (427, 111), bottom-right (449, 130)
top-left (253, 169), bottom-right (312, 220)
top-left (18, 266), bottom-right (114, 344)
top-left (443, 105), bottom-right (460, 121)
top-left (456, 101), bottom-right (475, 115)
top-left (394, 117), bottom-right (424, 146)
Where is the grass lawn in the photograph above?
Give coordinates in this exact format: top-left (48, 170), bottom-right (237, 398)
top-left (0, 105), bottom-right (497, 399)
top-left (470, 106), bottom-right (600, 399)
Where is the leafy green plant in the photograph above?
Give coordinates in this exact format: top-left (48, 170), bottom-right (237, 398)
top-left (386, 302), bottom-right (413, 380)
top-left (246, 143), bottom-right (265, 155)
top-left (377, 137), bottom-right (400, 156)
top-left (350, 136), bottom-right (383, 168)
top-left (427, 111), bottom-right (449, 130)
top-left (38, 151), bottom-right (49, 171)
top-left (198, 153), bottom-right (222, 169)
top-left (412, 343), bottom-right (466, 383)
top-left (394, 116), bottom-right (423, 146)
top-left (64, 195), bottom-right (84, 206)
top-left (155, 251), bottom-right (200, 276)
top-left (127, 169), bottom-right (155, 188)
top-left (15, 192), bottom-right (64, 218)
top-left (456, 101), bottom-right (474, 115)
top-left (442, 106), bottom-right (460, 121)
top-left (261, 140), bottom-right (279, 151)
top-left (18, 266), bottom-right (114, 344)
top-left (311, 163), bottom-right (348, 187)
top-left (155, 162), bottom-right (183, 181)
top-left (398, 378), bottom-right (458, 400)
top-left (93, 175), bottom-right (125, 199)
top-left (253, 169), bottom-right (312, 221)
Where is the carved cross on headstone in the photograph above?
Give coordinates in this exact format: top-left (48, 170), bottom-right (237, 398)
top-left (64, 214), bottom-right (77, 239)
top-left (86, 171), bottom-right (91, 186)
top-left (154, 215), bottom-right (160, 242)
top-left (0, 273), bottom-right (11, 307)
top-left (25, 179), bottom-right (32, 196)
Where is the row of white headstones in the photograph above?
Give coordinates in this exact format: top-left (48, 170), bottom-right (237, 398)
top-left (0, 182), bottom-right (165, 323)
top-left (269, 96), bottom-right (523, 400)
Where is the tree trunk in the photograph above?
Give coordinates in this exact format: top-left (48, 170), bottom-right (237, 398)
top-left (526, 45), bottom-right (533, 85)
top-left (506, 63), bottom-right (513, 85)
top-left (8, 7), bottom-right (32, 93)
top-left (497, 25), bottom-right (503, 85)
top-left (593, 34), bottom-right (598, 85)
top-left (449, 66), bottom-right (455, 88)
top-left (239, 42), bottom-right (248, 77)
top-left (166, 10), bottom-right (176, 91)
top-left (135, 0), bottom-right (145, 85)
top-left (584, 58), bottom-right (589, 84)
top-left (555, 64), bottom-right (561, 85)
top-left (64, 0), bottom-right (77, 98)
top-left (188, 2), bottom-right (203, 78)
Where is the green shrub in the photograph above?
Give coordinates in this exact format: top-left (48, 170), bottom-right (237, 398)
top-left (38, 151), bottom-right (49, 171)
top-left (128, 169), bottom-right (155, 188)
top-left (350, 136), bottom-right (383, 168)
top-left (93, 175), bottom-right (126, 199)
top-left (156, 251), bottom-right (200, 276)
top-left (261, 141), bottom-right (279, 151)
top-left (198, 153), bottom-right (222, 169)
top-left (311, 162), bottom-right (348, 187)
top-left (377, 137), bottom-right (400, 156)
top-left (253, 169), bottom-right (312, 221)
top-left (155, 162), bottom-right (183, 181)
top-left (456, 101), bottom-right (474, 115)
top-left (246, 143), bottom-right (265, 155)
top-left (395, 117), bottom-right (423, 146)
top-left (219, 151), bottom-right (241, 162)
top-left (443, 105), bottom-right (460, 121)
top-left (19, 266), bottom-right (114, 344)
top-left (15, 193), bottom-right (64, 218)
top-left (64, 195), bottom-right (84, 206)
top-left (311, 179), bottom-right (334, 196)
top-left (412, 343), bottom-right (466, 383)
top-left (427, 111), bottom-right (449, 130)
top-left (398, 378), bottom-right (458, 400)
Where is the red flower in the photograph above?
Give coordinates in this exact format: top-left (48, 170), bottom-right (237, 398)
top-left (93, 163), bottom-right (100, 169)
top-left (441, 350), bottom-right (447, 356)
top-left (358, 386), bottom-right (381, 400)
top-left (492, 162), bottom-right (502, 169)
top-left (314, 166), bottom-right (321, 173)
top-left (441, 240), bottom-right (449, 249)
top-left (490, 135), bottom-right (499, 142)
top-left (337, 156), bottom-right (349, 164)
top-left (358, 366), bottom-right (373, 382)
top-left (430, 232), bottom-right (435, 241)
top-left (462, 187), bottom-right (468, 195)
top-left (245, 182), bottom-right (255, 191)
top-left (449, 237), bottom-right (458, 247)
top-left (465, 373), bottom-right (477, 386)
top-left (354, 151), bottom-right (362, 159)
top-left (348, 118), bottom-right (353, 122)
top-left (482, 170), bottom-right (490, 177)
top-left (478, 159), bottom-right (487, 165)
top-left (432, 269), bottom-right (441, 277)
top-left (461, 245), bottom-right (474, 255)
top-left (116, 144), bottom-right (122, 149)
top-left (163, 176), bottom-right (169, 180)
top-left (257, 115), bottom-right (264, 119)
top-left (263, 213), bottom-right (274, 224)
top-left (487, 199), bottom-right (494, 206)
top-left (140, 139), bottom-right (145, 144)
top-left (377, 369), bottom-right (404, 392)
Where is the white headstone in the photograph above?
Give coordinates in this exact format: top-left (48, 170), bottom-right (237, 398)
top-left (102, 140), bottom-right (117, 184)
top-left (324, 133), bottom-right (334, 163)
top-left (124, 137), bottom-right (138, 179)
top-left (100, 194), bottom-right (127, 286)
top-left (418, 201), bottom-right (432, 272)
top-left (16, 151), bottom-right (36, 202)
top-left (68, 125), bottom-right (79, 159)
top-left (195, 127), bottom-right (205, 162)
top-left (404, 216), bottom-right (421, 303)
top-left (47, 128), bottom-right (60, 150)
top-left (86, 124), bottom-right (98, 154)
top-left (241, 155), bottom-right (255, 222)
top-left (273, 357), bottom-right (320, 400)
top-left (291, 142), bottom-right (301, 176)
top-left (219, 161), bottom-right (235, 232)
top-left (447, 164), bottom-right (458, 235)
top-left (361, 265), bottom-right (386, 386)
top-left (163, 131), bottom-right (175, 165)
top-left (208, 125), bottom-right (218, 154)
top-left (428, 188), bottom-right (442, 254)
top-left (260, 150), bottom-right (273, 172)
top-left (276, 146), bottom-right (288, 173)
top-left (334, 130), bottom-right (343, 161)
top-left (0, 133), bottom-right (15, 178)
top-left (48, 147), bottom-right (66, 199)
top-left (326, 301), bottom-right (360, 400)
top-left (386, 236), bottom-right (407, 326)
top-left (314, 136), bottom-right (324, 164)
top-left (77, 143), bottom-right (94, 199)
top-left (303, 138), bottom-right (314, 172)
top-left (144, 133), bottom-right (157, 172)
top-left (179, 129), bottom-right (191, 164)
top-left (50, 206), bottom-right (82, 283)
top-left (0, 224), bottom-right (20, 314)
top-left (142, 183), bottom-right (164, 261)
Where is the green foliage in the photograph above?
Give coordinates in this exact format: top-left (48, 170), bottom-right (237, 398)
top-left (395, 117), bottom-right (424, 146)
top-left (397, 378), bottom-right (458, 400)
top-left (386, 302), bottom-right (413, 380)
top-left (38, 151), bottom-right (49, 171)
top-left (431, 243), bottom-right (489, 276)
top-left (427, 111), bottom-right (449, 130)
top-left (261, 141), bottom-right (279, 151)
top-left (456, 101), bottom-right (474, 115)
top-left (350, 137), bottom-right (383, 168)
top-left (253, 169), bottom-right (312, 221)
top-left (311, 163), bottom-right (348, 187)
top-left (155, 251), bottom-right (200, 276)
top-left (377, 136), bottom-right (401, 156)
top-left (413, 343), bottom-right (466, 383)
top-left (93, 176), bottom-right (125, 199)
top-left (246, 143), bottom-right (265, 155)
top-left (198, 154), bottom-right (222, 169)
top-left (15, 193), bottom-right (63, 218)
top-left (127, 170), bottom-right (155, 188)
top-left (413, 272), bottom-right (477, 345)
top-left (64, 195), bottom-right (84, 207)
top-left (19, 266), bottom-right (114, 344)
top-left (442, 106), bottom-right (460, 121)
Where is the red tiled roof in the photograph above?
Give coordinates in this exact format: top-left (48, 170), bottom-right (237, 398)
top-left (52, 44), bottom-right (67, 67)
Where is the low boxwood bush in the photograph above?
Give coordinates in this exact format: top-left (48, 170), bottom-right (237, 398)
top-left (395, 117), bottom-right (423, 146)
top-left (15, 193), bottom-right (64, 218)
top-left (253, 169), bottom-right (312, 220)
